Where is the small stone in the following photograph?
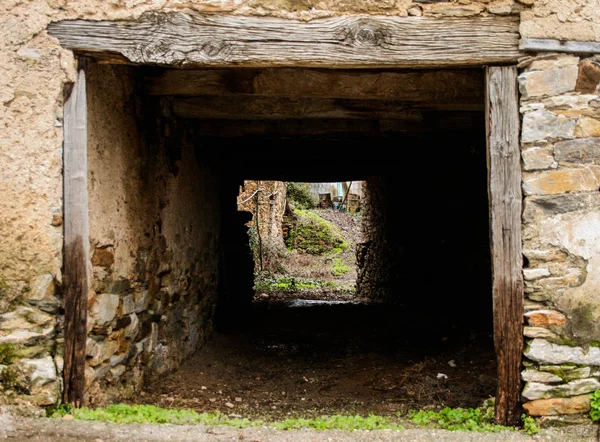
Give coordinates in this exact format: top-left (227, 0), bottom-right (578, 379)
top-left (523, 394), bottom-right (591, 416)
top-left (525, 339), bottom-right (600, 365)
top-left (86, 338), bottom-right (101, 359)
top-left (235, 397), bottom-right (242, 402)
top-left (20, 356), bottom-right (57, 386)
top-left (525, 310), bottom-right (567, 327)
top-left (125, 313), bottom-right (139, 339)
top-left (576, 59), bottom-right (600, 94)
top-left (540, 366), bottom-right (591, 381)
top-left (109, 353), bottom-right (126, 367)
top-left (528, 55), bottom-right (580, 72)
top-left (26, 275), bottom-right (57, 309)
top-left (94, 363), bottom-right (111, 380)
top-left (523, 268), bottom-right (551, 281)
top-left (134, 291), bottom-right (150, 313)
top-left (149, 323), bottom-right (159, 350)
top-left (0, 328), bottom-right (53, 345)
top-left (50, 214), bottom-right (63, 226)
top-left (91, 248), bottom-right (114, 268)
top-left (488, 5), bottom-right (512, 15)
top-left (555, 138), bottom-right (600, 165)
top-left (225, 402), bottom-right (234, 408)
top-left (90, 294), bottom-right (120, 326)
top-left (427, 3), bottom-right (484, 16)
top-left (524, 326), bottom-right (560, 341)
top-left (521, 110), bottom-right (576, 144)
top-left (575, 118), bottom-right (600, 138)
top-left (518, 66), bottom-right (579, 99)
top-left (522, 378), bottom-right (600, 401)
top-left (17, 48), bottom-right (41, 60)
top-left (63, 414), bottom-right (75, 421)
top-left (88, 339), bottom-right (119, 367)
top-left (522, 148), bottom-right (556, 171)
top-left (121, 295), bottom-right (135, 315)
top-left (109, 365), bottom-right (126, 380)
top-left (522, 168), bottom-right (599, 196)
top-left (0, 306), bottom-right (54, 331)
top-left (407, 5), bottom-right (422, 16)
top-left (522, 369), bottom-right (563, 383)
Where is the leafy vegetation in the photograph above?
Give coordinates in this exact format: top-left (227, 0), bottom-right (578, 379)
top-left (330, 258), bottom-right (350, 276)
top-left (52, 404), bottom-right (404, 431)
top-left (521, 414), bottom-right (540, 436)
top-left (590, 390), bottom-right (600, 421)
top-left (286, 210), bottom-right (348, 255)
top-left (254, 274), bottom-right (355, 294)
top-left (0, 344), bottom-right (15, 365)
top-left (286, 182), bottom-right (316, 210)
top-left (409, 407), bottom-right (510, 433)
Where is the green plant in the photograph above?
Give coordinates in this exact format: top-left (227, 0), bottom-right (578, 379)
top-left (48, 402), bottom-right (73, 418)
top-left (286, 182), bottom-right (317, 210)
top-left (286, 210), bottom-right (348, 255)
top-left (590, 390), bottom-right (600, 421)
top-left (521, 414), bottom-right (539, 435)
top-left (410, 407), bottom-right (510, 433)
top-left (52, 404), bottom-right (405, 431)
top-left (331, 258), bottom-right (350, 277)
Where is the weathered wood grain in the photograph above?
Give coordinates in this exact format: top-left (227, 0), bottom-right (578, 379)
top-left (486, 66), bottom-right (523, 427)
top-left (172, 96), bottom-right (425, 119)
top-left (145, 68), bottom-right (484, 107)
top-left (520, 39), bottom-right (600, 55)
top-left (48, 13), bottom-right (521, 68)
top-left (62, 62), bottom-right (90, 408)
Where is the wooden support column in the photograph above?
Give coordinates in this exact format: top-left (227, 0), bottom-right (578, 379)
top-left (485, 66), bottom-right (523, 426)
top-left (62, 59), bottom-right (89, 407)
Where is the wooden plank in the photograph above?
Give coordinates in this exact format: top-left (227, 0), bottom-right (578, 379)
top-left (62, 60), bottom-right (89, 408)
top-left (47, 13), bottom-right (521, 68)
top-left (485, 66), bottom-right (523, 427)
top-left (145, 68), bottom-right (484, 106)
top-left (172, 95), bottom-right (426, 119)
top-left (520, 38), bottom-right (600, 55)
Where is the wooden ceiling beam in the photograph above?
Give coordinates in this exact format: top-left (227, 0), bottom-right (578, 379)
top-left (144, 68), bottom-right (485, 106)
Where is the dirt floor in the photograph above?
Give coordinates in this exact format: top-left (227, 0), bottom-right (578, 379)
top-left (133, 299), bottom-right (497, 421)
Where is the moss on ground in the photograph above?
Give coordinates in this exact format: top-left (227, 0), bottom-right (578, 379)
top-left (286, 210), bottom-right (348, 255)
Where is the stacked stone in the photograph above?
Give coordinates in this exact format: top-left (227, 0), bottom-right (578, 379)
top-left (0, 275), bottom-right (61, 406)
top-left (520, 53), bottom-right (600, 420)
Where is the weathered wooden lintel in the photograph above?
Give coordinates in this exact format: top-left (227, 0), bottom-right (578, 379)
top-left (520, 38), bottom-right (600, 55)
top-left (48, 13), bottom-right (522, 69)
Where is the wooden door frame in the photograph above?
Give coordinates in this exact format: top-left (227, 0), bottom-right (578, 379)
top-left (55, 14), bottom-right (524, 425)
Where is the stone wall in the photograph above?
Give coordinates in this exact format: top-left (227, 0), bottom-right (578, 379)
top-left (84, 63), bottom-right (222, 405)
top-left (238, 180), bottom-right (286, 272)
top-left (519, 53), bottom-right (600, 421)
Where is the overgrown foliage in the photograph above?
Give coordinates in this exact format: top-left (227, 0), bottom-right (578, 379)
top-left (254, 274), bottom-right (354, 295)
top-left (409, 407), bottom-right (510, 433)
top-left (0, 344), bottom-right (15, 365)
top-left (521, 414), bottom-right (540, 436)
top-left (286, 209), bottom-right (348, 255)
top-left (330, 258), bottom-right (350, 276)
top-left (52, 404), bottom-right (404, 431)
top-left (286, 182), bottom-right (316, 210)
top-left (590, 390), bottom-right (600, 421)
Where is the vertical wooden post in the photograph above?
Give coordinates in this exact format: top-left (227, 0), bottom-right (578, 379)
top-left (62, 59), bottom-right (89, 407)
top-left (486, 66), bottom-right (524, 426)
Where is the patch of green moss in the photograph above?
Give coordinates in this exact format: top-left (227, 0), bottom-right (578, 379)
top-left (0, 344), bottom-right (15, 365)
top-left (286, 210), bottom-right (348, 255)
top-left (0, 365), bottom-right (27, 394)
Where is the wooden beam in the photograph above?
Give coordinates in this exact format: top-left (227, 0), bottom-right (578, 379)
top-left (520, 38), bottom-right (600, 55)
top-left (486, 66), bottom-right (523, 427)
top-left (144, 68), bottom-right (484, 106)
top-left (62, 60), bottom-right (89, 408)
top-left (47, 13), bottom-right (521, 68)
top-left (172, 96), bottom-right (426, 120)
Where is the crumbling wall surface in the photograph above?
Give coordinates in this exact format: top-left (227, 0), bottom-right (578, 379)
top-left (521, 0), bottom-right (600, 42)
top-left (85, 63), bottom-right (221, 405)
top-left (519, 53), bottom-right (600, 420)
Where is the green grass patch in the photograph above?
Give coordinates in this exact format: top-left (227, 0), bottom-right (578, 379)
top-left (254, 274), bottom-right (356, 295)
top-left (51, 404), bottom-right (403, 431)
top-left (286, 210), bottom-right (348, 255)
top-left (330, 258), bottom-right (350, 277)
top-left (409, 407), bottom-right (510, 433)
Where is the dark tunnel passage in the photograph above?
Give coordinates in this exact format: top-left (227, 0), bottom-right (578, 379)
top-left (134, 115), bottom-right (497, 418)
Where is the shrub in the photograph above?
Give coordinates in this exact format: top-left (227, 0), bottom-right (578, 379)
top-left (286, 182), bottom-right (316, 210)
